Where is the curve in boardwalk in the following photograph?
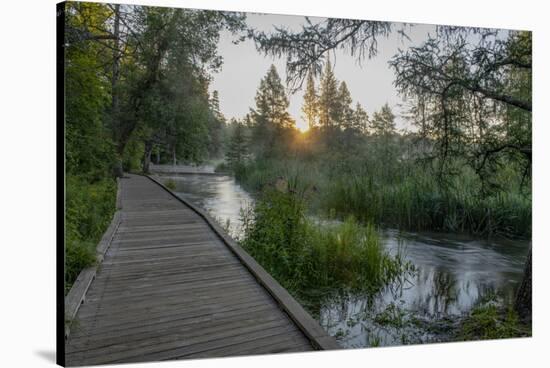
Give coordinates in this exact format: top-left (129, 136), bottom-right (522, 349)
top-left (65, 174), bottom-right (337, 366)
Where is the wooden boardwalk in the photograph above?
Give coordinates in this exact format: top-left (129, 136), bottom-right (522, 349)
top-left (65, 174), bottom-right (337, 366)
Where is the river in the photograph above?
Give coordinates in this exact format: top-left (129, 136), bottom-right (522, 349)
top-left (158, 172), bottom-right (530, 348)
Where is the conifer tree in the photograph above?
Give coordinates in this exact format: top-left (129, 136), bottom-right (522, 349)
top-left (210, 90), bottom-right (223, 121)
top-left (225, 119), bottom-right (248, 169)
top-left (370, 103), bottom-right (396, 136)
top-left (352, 102), bottom-right (369, 134)
top-left (253, 65), bottom-right (293, 129)
top-left (251, 65), bottom-right (295, 155)
top-left (302, 70), bottom-right (318, 130)
top-left (338, 81), bottom-right (354, 130)
top-left (370, 103), bottom-right (397, 163)
top-left (318, 58), bottom-right (340, 130)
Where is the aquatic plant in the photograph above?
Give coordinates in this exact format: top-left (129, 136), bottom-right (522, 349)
top-left (164, 178), bottom-right (177, 190)
top-left (240, 186), bottom-right (414, 301)
top-left (457, 297), bottom-right (531, 341)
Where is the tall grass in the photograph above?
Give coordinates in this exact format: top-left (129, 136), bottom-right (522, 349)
top-left (233, 155), bottom-right (531, 239)
top-left (322, 172), bottom-right (531, 238)
top-left (240, 186), bottom-right (414, 302)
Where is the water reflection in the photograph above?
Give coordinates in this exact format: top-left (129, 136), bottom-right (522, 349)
top-left (165, 174), bottom-right (253, 240)
top-left (159, 173), bottom-right (530, 348)
top-left (321, 230), bottom-right (529, 347)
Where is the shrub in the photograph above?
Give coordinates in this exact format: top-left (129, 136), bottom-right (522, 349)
top-left (65, 175), bottom-right (116, 293)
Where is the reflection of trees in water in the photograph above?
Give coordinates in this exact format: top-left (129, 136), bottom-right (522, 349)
top-left (403, 266), bottom-right (460, 316)
top-left (429, 267), bottom-right (459, 315)
top-left (316, 259), bottom-right (517, 347)
top-left (318, 291), bottom-right (379, 338)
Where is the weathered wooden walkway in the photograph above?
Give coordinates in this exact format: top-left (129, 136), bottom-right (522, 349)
top-left (65, 174), bottom-right (337, 366)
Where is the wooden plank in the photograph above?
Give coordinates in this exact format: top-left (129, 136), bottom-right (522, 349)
top-left (67, 304), bottom-right (284, 353)
top-left (69, 297), bottom-right (274, 338)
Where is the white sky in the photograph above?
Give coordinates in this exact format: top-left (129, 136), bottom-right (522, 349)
top-left (210, 13), bottom-right (437, 131)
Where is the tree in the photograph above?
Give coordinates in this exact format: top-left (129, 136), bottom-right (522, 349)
top-left (514, 247), bottom-right (532, 323)
top-left (301, 70), bottom-right (318, 130)
top-left (65, 3), bottom-right (247, 173)
top-left (338, 81), bottom-right (354, 131)
top-left (390, 30), bottom-right (532, 188)
top-left (318, 58), bottom-right (340, 130)
top-left (352, 102), bottom-right (369, 134)
top-left (64, 2), bottom-right (116, 181)
top-left (370, 104), bottom-right (397, 166)
top-left (370, 103), bottom-right (396, 137)
top-left (206, 90), bottom-right (226, 160)
top-left (251, 18), bottom-right (394, 90)
top-left (250, 65), bottom-right (295, 157)
top-left (225, 119), bottom-right (249, 169)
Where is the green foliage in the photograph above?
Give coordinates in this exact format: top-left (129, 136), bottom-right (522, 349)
top-left (457, 300), bottom-right (531, 341)
top-left (323, 168), bottom-right (531, 238)
top-left (249, 65), bottom-right (296, 159)
top-left (302, 70), bottom-right (318, 130)
top-left (225, 119), bottom-right (249, 171)
top-left (240, 187), bottom-right (413, 301)
top-left (165, 178), bottom-right (177, 190)
top-left (370, 103), bottom-right (396, 136)
top-left (390, 29), bottom-right (532, 188)
top-left (65, 176), bottom-right (116, 292)
top-left (65, 4), bottom-right (116, 181)
top-left (373, 303), bottom-right (408, 328)
top-left (318, 58), bottom-right (340, 130)
top-left (122, 133), bottom-right (145, 172)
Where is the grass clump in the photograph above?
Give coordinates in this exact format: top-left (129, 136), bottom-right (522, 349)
top-left (164, 178), bottom-right (177, 190)
top-left (240, 185), bottom-right (413, 302)
top-left (457, 299), bottom-right (531, 341)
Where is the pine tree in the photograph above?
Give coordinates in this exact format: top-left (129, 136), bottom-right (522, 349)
top-left (210, 90), bottom-right (223, 121)
top-left (302, 70), bottom-right (318, 130)
top-left (225, 119), bottom-right (248, 169)
top-left (353, 102), bottom-right (369, 134)
top-left (338, 81), bottom-right (354, 130)
top-left (254, 65), bottom-right (293, 129)
top-left (371, 103), bottom-right (396, 136)
top-left (251, 65), bottom-right (295, 155)
top-left (318, 58), bottom-right (340, 130)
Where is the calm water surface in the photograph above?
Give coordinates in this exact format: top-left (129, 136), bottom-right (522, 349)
top-left (161, 173), bottom-right (530, 348)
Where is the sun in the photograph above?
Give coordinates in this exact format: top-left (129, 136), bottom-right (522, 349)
top-left (296, 119), bottom-right (309, 132)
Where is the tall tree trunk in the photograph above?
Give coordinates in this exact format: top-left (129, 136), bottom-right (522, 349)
top-left (156, 147), bottom-right (160, 164)
top-left (143, 141), bottom-right (153, 174)
top-left (514, 246), bottom-right (532, 323)
top-left (111, 4), bottom-right (123, 177)
top-left (172, 146), bottom-right (177, 166)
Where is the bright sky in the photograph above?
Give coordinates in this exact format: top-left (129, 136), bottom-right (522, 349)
top-left (210, 13), bottom-right (437, 131)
